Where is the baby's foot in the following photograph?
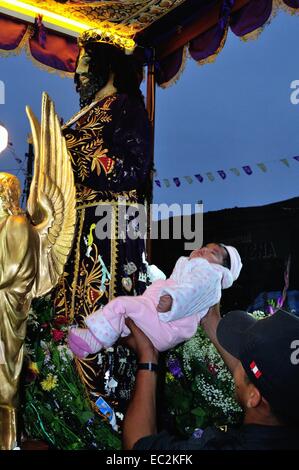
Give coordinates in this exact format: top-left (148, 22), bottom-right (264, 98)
top-left (68, 336), bottom-right (89, 359)
top-left (68, 328), bottom-right (102, 356)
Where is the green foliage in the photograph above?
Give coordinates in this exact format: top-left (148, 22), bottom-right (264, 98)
top-left (165, 328), bottom-right (241, 437)
top-left (22, 296), bottom-right (121, 450)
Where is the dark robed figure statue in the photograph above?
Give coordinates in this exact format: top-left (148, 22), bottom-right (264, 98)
top-left (54, 28), bottom-right (151, 422)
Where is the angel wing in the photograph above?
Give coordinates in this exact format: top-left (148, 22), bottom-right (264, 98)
top-left (26, 92), bottom-right (76, 297)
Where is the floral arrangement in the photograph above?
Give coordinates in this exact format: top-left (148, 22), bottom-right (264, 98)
top-left (164, 310), bottom-right (268, 438)
top-left (22, 296), bottom-right (121, 450)
top-left (22, 297), bottom-right (271, 447)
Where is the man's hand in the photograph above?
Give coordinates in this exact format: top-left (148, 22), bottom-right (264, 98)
top-left (122, 318), bottom-right (158, 363)
top-left (122, 319), bottom-right (158, 450)
top-left (201, 303), bottom-right (238, 375)
top-left (157, 294), bottom-right (173, 313)
top-left (201, 302), bottom-right (221, 328)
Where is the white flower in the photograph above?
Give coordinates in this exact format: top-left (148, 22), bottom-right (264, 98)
top-left (57, 344), bottom-right (73, 361)
top-left (173, 327), bottom-right (242, 422)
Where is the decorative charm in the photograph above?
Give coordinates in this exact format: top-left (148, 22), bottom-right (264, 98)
top-left (123, 261), bottom-right (137, 275)
top-left (95, 396), bottom-right (117, 431)
top-left (138, 272), bottom-right (147, 283)
top-left (122, 277), bottom-right (133, 292)
top-left (107, 377), bottom-right (118, 394)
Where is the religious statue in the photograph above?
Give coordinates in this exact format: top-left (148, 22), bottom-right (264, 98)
top-left (54, 27), bottom-right (151, 421)
top-left (0, 93), bottom-right (76, 450)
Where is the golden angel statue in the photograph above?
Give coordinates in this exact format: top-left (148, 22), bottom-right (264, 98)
top-left (0, 93), bottom-right (76, 450)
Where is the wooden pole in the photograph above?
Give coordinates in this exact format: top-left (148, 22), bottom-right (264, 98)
top-left (145, 50), bottom-right (156, 263)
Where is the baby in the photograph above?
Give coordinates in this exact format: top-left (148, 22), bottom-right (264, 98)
top-left (68, 243), bottom-right (242, 356)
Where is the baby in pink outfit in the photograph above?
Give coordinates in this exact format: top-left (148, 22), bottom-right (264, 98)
top-left (68, 243), bottom-right (242, 356)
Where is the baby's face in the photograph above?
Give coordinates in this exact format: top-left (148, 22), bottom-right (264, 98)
top-left (189, 243), bottom-right (226, 265)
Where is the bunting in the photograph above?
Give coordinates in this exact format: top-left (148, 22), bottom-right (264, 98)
top-left (230, 168), bottom-right (240, 176)
top-left (206, 172), bottom-right (215, 182)
top-left (242, 165), bottom-right (253, 175)
top-left (280, 158), bottom-right (290, 167)
top-left (257, 163), bottom-right (267, 173)
top-left (154, 155), bottom-right (299, 188)
top-left (184, 176), bottom-right (193, 184)
top-left (217, 170), bottom-right (227, 180)
top-left (195, 174), bottom-right (204, 183)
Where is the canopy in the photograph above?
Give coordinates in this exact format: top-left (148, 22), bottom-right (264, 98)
top-left (1, 0), bottom-right (298, 87)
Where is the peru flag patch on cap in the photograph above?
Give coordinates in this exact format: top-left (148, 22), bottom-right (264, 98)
top-left (250, 361), bottom-right (262, 379)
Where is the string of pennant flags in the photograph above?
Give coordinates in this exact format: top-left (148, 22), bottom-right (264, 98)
top-left (154, 156), bottom-right (299, 188)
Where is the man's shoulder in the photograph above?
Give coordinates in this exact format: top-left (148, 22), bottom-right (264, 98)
top-left (133, 426), bottom-right (245, 451)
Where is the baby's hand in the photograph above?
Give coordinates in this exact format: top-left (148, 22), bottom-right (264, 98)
top-left (157, 294), bottom-right (173, 313)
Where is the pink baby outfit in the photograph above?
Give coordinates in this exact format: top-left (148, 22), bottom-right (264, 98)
top-left (84, 257), bottom-right (234, 352)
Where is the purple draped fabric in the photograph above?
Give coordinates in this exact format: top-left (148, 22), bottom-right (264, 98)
top-left (0, 13), bottom-right (78, 74)
top-left (189, 0), bottom-right (235, 62)
top-left (156, 46), bottom-right (185, 86)
top-left (230, 0), bottom-right (273, 37)
top-left (284, 0), bottom-right (299, 7)
top-left (189, 24), bottom-right (225, 62)
top-left (0, 15), bottom-right (28, 50)
top-left (29, 26), bottom-right (78, 73)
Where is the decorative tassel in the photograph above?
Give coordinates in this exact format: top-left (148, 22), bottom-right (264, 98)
top-left (34, 15), bottom-right (47, 49)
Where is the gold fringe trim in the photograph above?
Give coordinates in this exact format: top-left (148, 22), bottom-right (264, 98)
top-left (159, 0), bottom-right (299, 86)
top-left (239, 0), bottom-right (299, 43)
top-left (273, 0), bottom-right (299, 16)
top-left (238, 4), bottom-right (275, 42)
top-left (0, 23), bottom-right (73, 79)
top-left (159, 44), bottom-right (188, 89)
top-left (196, 24), bottom-right (229, 67)
top-left (238, 7), bottom-right (277, 43)
top-left (76, 200), bottom-right (139, 210)
top-left (70, 208), bottom-right (85, 322)
top-left (109, 204), bottom-right (119, 301)
top-left (240, 26), bottom-right (267, 42)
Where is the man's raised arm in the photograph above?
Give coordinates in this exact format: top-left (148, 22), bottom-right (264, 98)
top-left (201, 303), bottom-right (238, 375)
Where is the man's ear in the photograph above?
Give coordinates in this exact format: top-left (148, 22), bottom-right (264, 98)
top-left (246, 383), bottom-right (262, 409)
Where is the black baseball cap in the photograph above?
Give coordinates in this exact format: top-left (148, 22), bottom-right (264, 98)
top-left (217, 309), bottom-right (299, 423)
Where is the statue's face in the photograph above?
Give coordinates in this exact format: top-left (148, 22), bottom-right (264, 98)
top-left (76, 48), bottom-right (91, 87)
top-left (0, 173), bottom-right (21, 215)
top-left (75, 46), bottom-right (109, 108)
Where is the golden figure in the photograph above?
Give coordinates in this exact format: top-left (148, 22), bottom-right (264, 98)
top-left (0, 93), bottom-right (76, 450)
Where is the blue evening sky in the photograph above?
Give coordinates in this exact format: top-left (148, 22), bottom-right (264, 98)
top-left (0, 9), bottom-right (298, 213)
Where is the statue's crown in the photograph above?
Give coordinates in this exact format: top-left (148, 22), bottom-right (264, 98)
top-left (78, 23), bottom-right (136, 55)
